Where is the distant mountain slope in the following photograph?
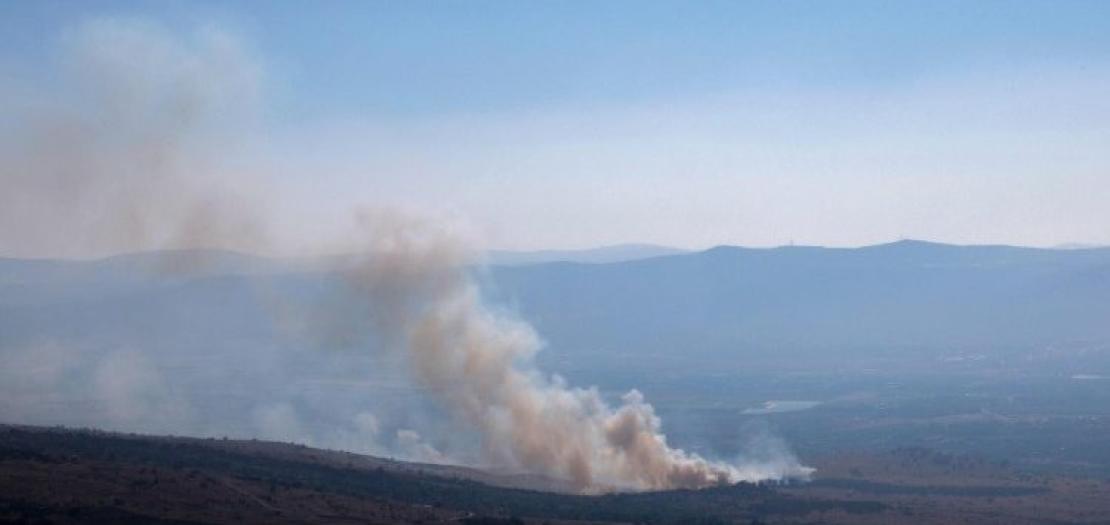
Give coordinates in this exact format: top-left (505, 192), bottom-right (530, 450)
top-left (486, 240), bottom-right (1110, 368)
top-left (0, 243), bottom-right (685, 284)
top-left (486, 243), bottom-right (687, 265)
top-left (3, 240), bottom-right (1109, 364)
top-left (0, 249), bottom-right (289, 287)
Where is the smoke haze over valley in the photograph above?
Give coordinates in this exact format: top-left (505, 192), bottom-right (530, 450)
top-left (3, 3), bottom-right (1110, 523)
top-left (0, 14), bottom-right (812, 492)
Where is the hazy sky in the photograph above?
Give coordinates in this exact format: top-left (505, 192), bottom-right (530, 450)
top-left (3, 1), bottom-right (1110, 254)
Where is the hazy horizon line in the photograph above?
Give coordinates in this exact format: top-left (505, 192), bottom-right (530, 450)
top-left (4, 238), bottom-right (1108, 263)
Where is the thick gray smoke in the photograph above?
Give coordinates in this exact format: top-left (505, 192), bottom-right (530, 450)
top-left (0, 17), bottom-right (812, 492)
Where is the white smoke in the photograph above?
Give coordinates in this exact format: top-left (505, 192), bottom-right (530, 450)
top-left (0, 341), bottom-right (82, 423)
top-left (395, 429), bottom-right (452, 464)
top-left (92, 350), bottom-right (190, 427)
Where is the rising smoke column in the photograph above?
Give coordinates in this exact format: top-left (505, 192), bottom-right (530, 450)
top-left (344, 214), bottom-right (813, 491)
top-left (2, 16), bottom-right (812, 492)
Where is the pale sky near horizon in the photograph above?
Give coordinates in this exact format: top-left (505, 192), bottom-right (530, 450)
top-left (2, 1), bottom-right (1110, 255)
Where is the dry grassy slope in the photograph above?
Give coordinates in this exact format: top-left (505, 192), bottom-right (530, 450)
top-left (167, 434), bottom-right (579, 493)
top-left (0, 424), bottom-right (590, 524)
top-left (1, 456), bottom-right (467, 524)
top-left (5, 424), bottom-right (1110, 524)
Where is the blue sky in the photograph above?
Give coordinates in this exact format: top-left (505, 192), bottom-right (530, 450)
top-left (9, 1), bottom-right (1108, 118)
top-left (3, 1), bottom-right (1110, 253)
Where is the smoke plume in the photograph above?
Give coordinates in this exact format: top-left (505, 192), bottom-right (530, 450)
top-left (0, 16), bottom-right (812, 492)
top-left (341, 215), bottom-right (812, 490)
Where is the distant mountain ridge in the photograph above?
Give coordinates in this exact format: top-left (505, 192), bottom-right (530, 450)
top-left (5, 239), bottom-right (1107, 274)
top-left (486, 239), bottom-right (1110, 368)
top-left (3, 239), bottom-right (1109, 366)
top-left (486, 243), bottom-right (688, 265)
top-left (0, 243), bottom-right (688, 282)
